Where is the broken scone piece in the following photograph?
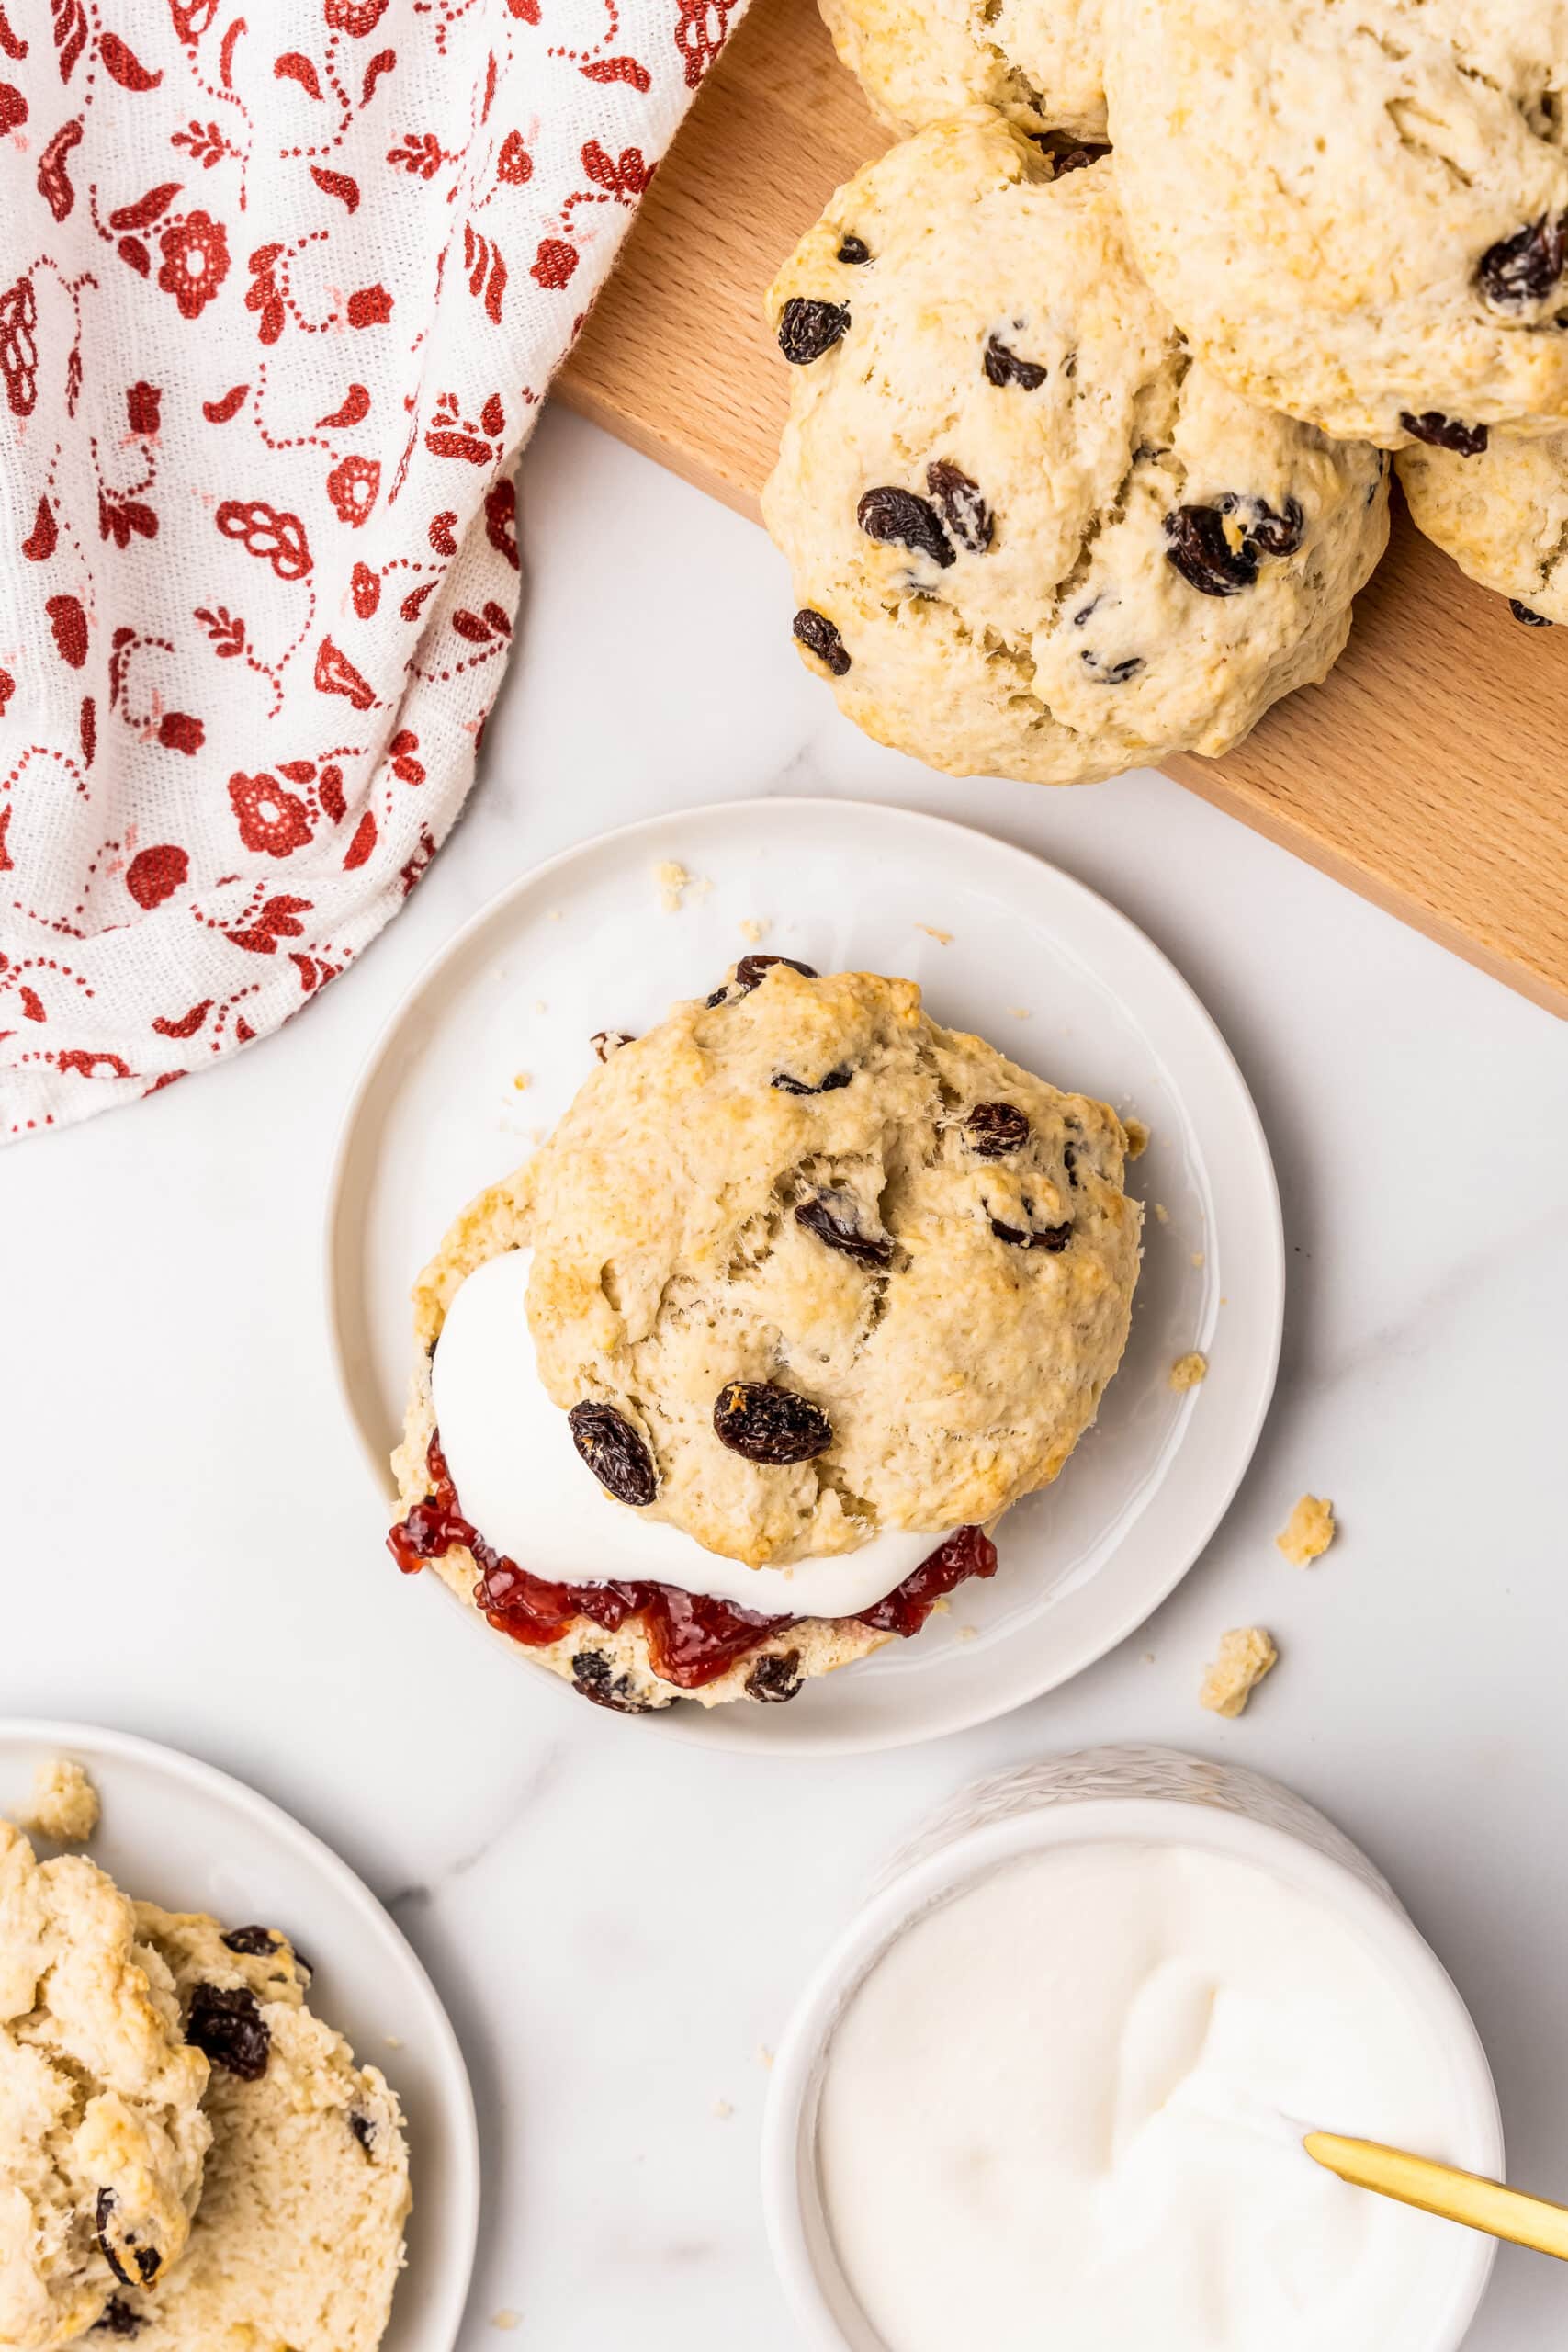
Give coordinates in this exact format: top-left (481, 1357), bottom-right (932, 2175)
top-left (1201, 1626), bottom-right (1279, 1718)
top-left (1277, 1494), bottom-right (1336, 1567)
top-left (1169, 1351), bottom-right (1208, 1393)
top-left (22, 1757), bottom-right (100, 1843)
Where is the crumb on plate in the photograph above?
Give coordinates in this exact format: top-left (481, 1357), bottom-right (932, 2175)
top-left (712, 2098), bottom-right (734, 2121)
top-left (655, 859), bottom-right (690, 910)
top-left (512, 1071), bottom-right (531, 1091)
top-left (739, 917), bottom-right (770, 944)
top-left (22, 1757), bottom-right (99, 1842)
top-left (1169, 1351), bottom-right (1208, 1392)
top-left (1190, 1250), bottom-right (1205, 1269)
top-left (1153, 1203), bottom-right (1169, 1224)
top-left (1277, 1493), bottom-right (1337, 1567)
top-left (491, 2314), bottom-right (521, 2333)
top-left (917, 922), bottom-right (953, 944)
top-left (758, 2045), bottom-right (774, 2070)
top-left (1007, 1005), bottom-right (1030, 1019)
top-left (1124, 1115), bottom-right (1150, 1158)
top-left (1201, 1627), bottom-right (1279, 1718)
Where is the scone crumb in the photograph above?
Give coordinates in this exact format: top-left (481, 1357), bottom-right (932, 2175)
top-left (385, 2034), bottom-right (405, 2051)
top-left (739, 917), bottom-right (770, 944)
top-left (917, 922), bottom-right (953, 944)
top-left (1124, 1116), bottom-right (1150, 1158)
top-left (512, 1071), bottom-right (531, 1092)
top-left (491, 2312), bottom-right (521, 2332)
top-left (757, 2045), bottom-right (774, 2070)
top-left (712, 2098), bottom-right (734, 2121)
top-left (1201, 1627), bottom-right (1279, 1718)
top-left (1007, 1005), bottom-right (1031, 1019)
top-left (1277, 1494), bottom-right (1336, 1567)
top-left (1153, 1203), bottom-right (1170, 1224)
top-left (1190, 1250), bottom-right (1205, 1269)
top-left (957, 1623), bottom-right (979, 1642)
top-left (654, 859), bottom-right (708, 911)
top-left (23, 1756), bottom-right (99, 1841)
top-left (533, 998), bottom-right (547, 1013)
top-left (1169, 1351), bottom-right (1208, 1392)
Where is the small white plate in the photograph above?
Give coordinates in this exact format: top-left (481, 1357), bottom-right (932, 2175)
top-left (327, 797), bottom-right (1282, 1754)
top-left (0, 1720), bottom-right (479, 2352)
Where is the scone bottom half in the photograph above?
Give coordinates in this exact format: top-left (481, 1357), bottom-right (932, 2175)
top-left (761, 112), bottom-right (1388, 788)
top-left (389, 956), bottom-right (1142, 1713)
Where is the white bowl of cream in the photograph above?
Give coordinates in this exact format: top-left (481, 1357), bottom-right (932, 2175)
top-left (762, 1747), bottom-right (1501, 2352)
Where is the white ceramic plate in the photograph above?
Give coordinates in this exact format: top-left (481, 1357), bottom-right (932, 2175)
top-left (0, 1720), bottom-right (479, 2352)
top-left (327, 797), bottom-right (1282, 1754)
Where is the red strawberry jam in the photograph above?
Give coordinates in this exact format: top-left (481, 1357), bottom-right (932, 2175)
top-left (389, 1435), bottom-right (996, 1690)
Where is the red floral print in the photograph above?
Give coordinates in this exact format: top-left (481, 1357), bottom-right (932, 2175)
top-left (156, 209), bottom-right (231, 318)
top-left (0, 0), bottom-right (749, 1141)
top-left (229, 772), bottom-right (313, 858)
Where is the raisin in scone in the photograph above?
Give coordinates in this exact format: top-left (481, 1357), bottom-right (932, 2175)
top-left (0, 1823), bottom-right (209, 2350)
top-left (762, 114), bottom-right (1388, 786)
top-left (391, 959), bottom-right (1140, 1712)
top-left (1398, 425), bottom-right (1568, 623)
top-left (1105, 0), bottom-right (1568, 450)
top-left (818, 0), bottom-right (1107, 141)
top-left (104, 1908), bottom-right (410, 2352)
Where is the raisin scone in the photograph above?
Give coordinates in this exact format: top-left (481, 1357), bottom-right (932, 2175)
top-left (0, 1823), bottom-right (209, 2350)
top-left (104, 1908), bottom-right (410, 2352)
top-left (818, 0), bottom-right (1107, 141)
top-left (762, 114), bottom-right (1388, 786)
top-left (391, 959), bottom-right (1141, 1712)
top-left (1398, 425), bottom-right (1568, 623)
top-left (1105, 0), bottom-right (1568, 450)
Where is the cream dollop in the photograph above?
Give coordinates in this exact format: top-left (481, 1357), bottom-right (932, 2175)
top-left (818, 1841), bottom-right (1478, 2352)
top-left (431, 1249), bottom-right (948, 1617)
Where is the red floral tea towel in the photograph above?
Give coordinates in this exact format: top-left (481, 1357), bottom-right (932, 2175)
top-left (0, 0), bottom-right (741, 1142)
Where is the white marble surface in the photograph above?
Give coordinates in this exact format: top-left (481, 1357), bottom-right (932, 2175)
top-left (4, 403), bottom-right (1566, 2349)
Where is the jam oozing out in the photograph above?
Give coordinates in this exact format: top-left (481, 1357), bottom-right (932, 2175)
top-left (389, 1435), bottom-right (996, 1690)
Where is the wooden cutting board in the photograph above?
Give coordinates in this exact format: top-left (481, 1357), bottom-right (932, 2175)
top-left (560, 0), bottom-right (1568, 1016)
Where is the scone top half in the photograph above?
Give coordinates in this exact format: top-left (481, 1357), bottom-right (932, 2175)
top-left (762, 114), bottom-right (1388, 786)
top-left (817, 0), bottom-right (1108, 141)
top-left (524, 963), bottom-right (1142, 1567)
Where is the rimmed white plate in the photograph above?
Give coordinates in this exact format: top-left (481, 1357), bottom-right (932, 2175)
top-left (0, 1720), bottom-right (479, 2352)
top-left (326, 797), bottom-right (1282, 1755)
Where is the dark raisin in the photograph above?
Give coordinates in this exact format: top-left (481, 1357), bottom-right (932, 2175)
top-left (1510, 598), bottom-right (1553, 627)
top-left (795, 1192), bottom-right (894, 1267)
top-left (92, 2302), bottom-right (145, 2338)
top-left (95, 2191), bottom-right (163, 2290)
top-left (220, 1925), bottom-right (281, 1957)
top-left (965, 1101), bottom-right (1031, 1157)
top-left (186, 1983), bottom-right (271, 2080)
top-left (1239, 494), bottom-right (1304, 557)
top-left (1164, 504), bottom-right (1258, 595)
top-left (990, 1213), bottom-right (1073, 1251)
top-left (925, 460), bottom-right (993, 553)
top-left (591, 1028), bottom-right (636, 1060)
top-left (1080, 650), bottom-right (1145, 684)
top-left (348, 2109), bottom-right (377, 2150)
top-left (746, 1649), bottom-right (805, 1703)
top-left (1478, 212), bottom-right (1568, 311)
top-left (773, 1065), bottom-right (852, 1095)
top-left (792, 607), bottom-right (851, 675)
top-left (571, 1651), bottom-right (656, 1713)
top-left (1029, 130), bottom-right (1111, 175)
top-left (713, 1381), bottom-right (832, 1464)
top-left (777, 296), bottom-right (850, 364)
top-left (856, 485), bottom-right (954, 568)
top-left (983, 333), bottom-right (1049, 390)
top-left (568, 1401), bottom-right (658, 1508)
top-left (836, 233), bottom-right (871, 265)
top-left (1399, 411), bottom-right (1490, 456)
top-left (707, 952), bottom-right (818, 1008)
top-left (1063, 1140), bottom-right (1078, 1187)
